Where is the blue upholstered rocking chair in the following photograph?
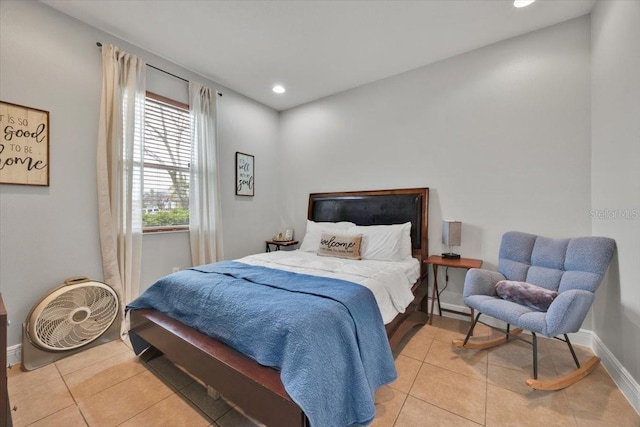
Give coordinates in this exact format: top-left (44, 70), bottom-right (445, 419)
top-left (454, 231), bottom-right (615, 390)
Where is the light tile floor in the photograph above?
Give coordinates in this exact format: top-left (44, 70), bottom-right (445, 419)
top-left (7, 316), bottom-right (640, 426)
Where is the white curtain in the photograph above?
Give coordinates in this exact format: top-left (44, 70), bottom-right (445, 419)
top-left (189, 81), bottom-right (223, 266)
top-left (96, 44), bottom-right (145, 330)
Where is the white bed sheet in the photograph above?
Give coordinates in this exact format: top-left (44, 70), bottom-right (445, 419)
top-left (238, 250), bottom-right (420, 324)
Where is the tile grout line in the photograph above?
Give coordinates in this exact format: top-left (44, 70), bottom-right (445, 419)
top-left (62, 364), bottom-right (150, 426)
top-left (60, 353), bottom-right (148, 401)
top-left (18, 363), bottom-right (89, 427)
top-left (113, 393), bottom-right (178, 427)
top-left (8, 370), bottom-right (79, 427)
top-left (56, 360), bottom-right (90, 426)
top-left (390, 391), bottom-right (409, 427)
top-left (55, 343), bottom-right (131, 378)
top-left (390, 331), bottom-right (426, 427)
top-left (404, 391), bottom-right (484, 426)
top-left (403, 335), bottom-right (486, 426)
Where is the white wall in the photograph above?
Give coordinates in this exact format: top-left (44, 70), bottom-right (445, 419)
top-left (0, 0), bottom-right (281, 347)
top-left (591, 0), bottom-right (640, 388)
top-left (280, 16), bottom-right (592, 308)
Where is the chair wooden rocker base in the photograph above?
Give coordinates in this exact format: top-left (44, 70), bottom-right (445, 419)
top-left (453, 313), bottom-right (601, 391)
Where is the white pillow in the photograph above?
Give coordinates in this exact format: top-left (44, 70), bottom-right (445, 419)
top-left (347, 222), bottom-right (412, 261)
top-left (399, 222), bottom-right (413, 259)
top-left (299, 220), bottom-right (355, 252)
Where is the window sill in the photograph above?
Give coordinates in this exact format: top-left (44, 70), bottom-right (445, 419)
top-left (143, 226), bottom-right (189, 234)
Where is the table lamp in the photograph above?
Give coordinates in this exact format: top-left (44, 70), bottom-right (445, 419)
top-left (442, 220), bottom-right (462, 259)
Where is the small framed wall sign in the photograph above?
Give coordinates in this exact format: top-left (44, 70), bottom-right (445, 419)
top-left (0, 101), bottom-right (50, 186)
top-left (235, 152), bottom-right (254, 196)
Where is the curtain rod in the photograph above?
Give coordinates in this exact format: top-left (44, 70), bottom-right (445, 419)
top-left (96, 42), bottom-right (222, 96)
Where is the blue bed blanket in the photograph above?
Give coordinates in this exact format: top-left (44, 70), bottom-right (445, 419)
top-left (127, 261), bottom-right (397, 427)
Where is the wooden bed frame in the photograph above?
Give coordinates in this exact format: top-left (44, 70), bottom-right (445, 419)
top-left (129, 187), bottom-right (429, 427)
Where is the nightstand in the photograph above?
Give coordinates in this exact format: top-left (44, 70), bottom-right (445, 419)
top-left (424, 255), bottom-right (482, 324)
top-left (265, 240), bottom-right (299, 252)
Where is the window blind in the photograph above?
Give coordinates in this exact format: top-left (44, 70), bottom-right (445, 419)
top-left (143, 94), bottom-right (191, 227)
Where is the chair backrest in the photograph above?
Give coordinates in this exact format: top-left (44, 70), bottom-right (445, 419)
top-left (498, 231), bottom-right (615, 294)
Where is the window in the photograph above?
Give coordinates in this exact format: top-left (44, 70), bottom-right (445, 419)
top-left (142, 92), bottom-right (191, 231)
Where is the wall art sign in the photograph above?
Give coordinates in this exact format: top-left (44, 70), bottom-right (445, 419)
top-left (0, 101), bottom-right (50, 186)
top-left (235, 152), bottom-right (254, 196)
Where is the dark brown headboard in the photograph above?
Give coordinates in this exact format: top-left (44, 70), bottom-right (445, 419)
top-left (308, 188), bottom-right (429, 261)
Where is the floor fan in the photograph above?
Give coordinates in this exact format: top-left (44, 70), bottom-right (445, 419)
top-left (22, 277), bottom-right (121, 371)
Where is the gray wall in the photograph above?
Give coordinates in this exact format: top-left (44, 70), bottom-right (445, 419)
top-left (0, 0), bottom-right (281, 347)
top-left (279, 17), bottom-right (593, 309)
top-left (591, 0), bottom-right (640, 386)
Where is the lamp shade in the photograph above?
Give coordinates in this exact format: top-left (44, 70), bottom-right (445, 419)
top-left (442, 221), bottom-right (462, 247)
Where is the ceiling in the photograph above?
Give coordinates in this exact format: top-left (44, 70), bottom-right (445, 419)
top-left (42, 0), bottom-right (596, 111)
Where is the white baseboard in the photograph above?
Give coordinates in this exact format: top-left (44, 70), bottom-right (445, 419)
top-left (592, 333), bottom-right (640, 415)
top-left (567, 328), bottom-right (593, 347)
top-left (7, 343), bottom-right (21, 367)
top-left (438, 302), bottom-right (639, 415)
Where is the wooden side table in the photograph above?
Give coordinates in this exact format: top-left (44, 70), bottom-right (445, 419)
top-left (424, 255), bottom-right (482, 324)
top-left (265, 240), bottom-right (299, 252)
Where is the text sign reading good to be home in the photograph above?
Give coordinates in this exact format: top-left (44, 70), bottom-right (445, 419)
top-left (0, 101), bottom-right (50, 186)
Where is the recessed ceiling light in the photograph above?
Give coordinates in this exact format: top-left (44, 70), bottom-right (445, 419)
top-left (513, 0), bottom-right (535, 7)
top-left (272, 85), bottom-right (286, 94)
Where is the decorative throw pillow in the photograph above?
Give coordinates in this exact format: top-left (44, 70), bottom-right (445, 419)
top-left (299, 220), bottom-right (355, 252)
top-left (317, 232), bottom-right (363, 260)
top-left (495, 280), bottom-right (558, 312)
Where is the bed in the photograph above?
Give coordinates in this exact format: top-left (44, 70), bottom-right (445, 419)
top-left (128, 187), bottom-right (429, 427)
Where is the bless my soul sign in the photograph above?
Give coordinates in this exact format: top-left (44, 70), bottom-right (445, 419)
top-left (0, 101), bottom-right (50, 186)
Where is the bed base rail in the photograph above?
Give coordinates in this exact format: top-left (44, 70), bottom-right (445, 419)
top-left (130, 309), bottom-right (309, 427)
